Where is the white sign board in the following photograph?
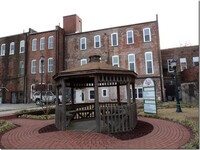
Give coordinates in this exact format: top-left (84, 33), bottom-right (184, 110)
top-left (143, 78), bottom-right (157, 114)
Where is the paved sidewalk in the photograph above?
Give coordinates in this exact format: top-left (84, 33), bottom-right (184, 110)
top-left (0, 117), bottom-right (192, 149)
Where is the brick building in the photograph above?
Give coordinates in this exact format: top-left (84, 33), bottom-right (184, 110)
top-left (161, 45), bottom-right (199, 101)
top-left (0, 33), bottom-right (28, 103)
top-left (63, 15), bottom-right (164, 103)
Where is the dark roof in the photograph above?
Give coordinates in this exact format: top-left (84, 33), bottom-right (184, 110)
top-left (54, 62), bottom-right (137, 80)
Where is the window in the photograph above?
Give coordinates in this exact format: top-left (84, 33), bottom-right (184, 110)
top-left (111, 33), bottom-right (118, 46)
top-left (48, 58), bottom-right (53, 72)
top-left (143, 28), bottom-right (151, 42)
top-left (32, 39), bottom-right (37, 51)
top-left (1, 44), bottom-right (6, 56)
top-left (192, 57), bottom-right (199, 66)
top-left (102, 89), bottom-right (108, 97)
top-left (80, 59), bottom-right (87, 66)
top-left (31, 60), bottom-right (36, 74)
top-left (94, 35), bottom-right (101, 48)
top-left (48, 36), bottom-right (54, 49)
top-left (128, 54), bottom-right (136, 71)
top-left (127, 30), bottom-right (134, 44)
top-left (112, 55), bottom-right (119, 67)
top-left (80, 37), bottom-right (87, 50)
top-left (20, 40), bottom-right (25, 53)
top-left (180, 58), bottom-right (187, 71)
top-left (40, 37), bottom-right (45, 50)
top-left (135, 87), bottom-right (143, 99)
top-left (9, 42), bottom-right (15, 55)
top-left (19, 61), bottom-right (24, 75)
top-left (39, 57), bottom-right (45, 73)
top-left (167, 59), bottom-right (175, 72)
top-left (145, 52), bottom-right (154, 74)
top-left (47, 84), bottom-right (53, 91)
top-left (89, 89), bottom-right (95, 100)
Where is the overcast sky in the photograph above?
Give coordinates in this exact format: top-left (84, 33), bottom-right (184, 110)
top-left (0, 0), bottom-right (198, 49)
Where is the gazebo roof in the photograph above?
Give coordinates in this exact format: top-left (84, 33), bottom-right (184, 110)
top-left (54, 61), bottom-right (137, 80)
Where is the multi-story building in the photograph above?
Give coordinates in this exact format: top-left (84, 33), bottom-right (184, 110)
top-left (63, 14), bottom-right (164, 103)
top-left (0, 33), bottom-right (28, 103)
top-left (161, 45), bottom-right (199, 100)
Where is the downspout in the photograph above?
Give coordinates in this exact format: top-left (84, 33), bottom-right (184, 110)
top-left (156, 14), bottom-right (165, 101)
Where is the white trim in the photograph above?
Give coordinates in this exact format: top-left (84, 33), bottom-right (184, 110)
top-left (1, 44), bottom-right (6, 56)
top-left (40, 37), bottom-right (45, 50)
top-left (9, 42), bottom-right (15, 55)
top-left (80, 59), bottom-right (87, 66)
top-left (126, 30), bottom-right (134, 44)
top-left (167, 59), bottom-right (174, 73)
top-left (128, 54), bottom-right (136, 72)
top-left (112, 55), bottom-right (119, 67)
top-left (32, 38), bottom-right (37, 51)
top-left (143, 28), bottom-right (151, 42)
top-left (88, 88), bottom-right (95, 100)
top-left (180, 58), bottom-right (187, 71)
top-left (145, 51), bottom-right (154, 74)
top-left (31, 59), bottom-right (36, 74)
top-left (102, 88), bottom-right (108, 97)
top-left (111, 33), bottom-right (118, 46)
top-left (80, 37), bottom-right (87, 50)
top-left (19, 40), bottom-right (25, 53)
top-left (48, 36), bottom-right (54, 49)
top-left (48, 57), bottom-right (53, 72)
top-left (192, 56), bottom-right (199, 66)
top-left (94, 35), bottom-right (101, 48)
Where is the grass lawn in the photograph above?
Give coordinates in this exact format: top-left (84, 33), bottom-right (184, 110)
top-left (137, 101), bottom-right (199, 149)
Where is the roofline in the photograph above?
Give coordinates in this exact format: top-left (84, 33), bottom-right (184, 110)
top-left (161, 45), bottom-right (199, 51)
top-left (65, 20), bottom-right (157, 36)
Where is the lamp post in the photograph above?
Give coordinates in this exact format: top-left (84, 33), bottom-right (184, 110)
top-left (40, 54), bottom-right (45, 106)
top-left (171, 59), bottom-right (182, 112)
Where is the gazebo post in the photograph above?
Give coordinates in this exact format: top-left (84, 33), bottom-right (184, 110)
top-left (131, 81), bottom-right (135, 103)
top-left (61, 80), bottom-right (66, 130)
top-left (71, 87), bottom-right (75, 109)
top-left (55, 84), bottom-right (60, 129)
top-left (126, 81), bottom-right (131, 105)
top-left (94, 76), bottom-right (100, 132)
top-left (117, 83), bottom-right (121, 105)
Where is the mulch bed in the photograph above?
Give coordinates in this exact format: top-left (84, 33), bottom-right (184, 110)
top-left (39, 120), bottom-right (153, 140)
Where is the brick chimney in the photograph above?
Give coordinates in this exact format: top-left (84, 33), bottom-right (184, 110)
top-left (63, 14), bottom-right (82, 34)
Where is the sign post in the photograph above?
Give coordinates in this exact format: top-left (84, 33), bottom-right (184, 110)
top-left (143, 78), bottom-right (157, 114)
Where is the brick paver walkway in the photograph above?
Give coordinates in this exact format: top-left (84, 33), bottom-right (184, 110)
top-left (1, 117), bottom-right (191, 149)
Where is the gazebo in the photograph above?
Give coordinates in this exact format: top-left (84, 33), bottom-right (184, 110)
top-left (53, 55), bottom-right (138, 133)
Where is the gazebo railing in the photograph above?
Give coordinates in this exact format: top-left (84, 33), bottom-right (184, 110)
top-left (100, 103), bottom-right (137, 133)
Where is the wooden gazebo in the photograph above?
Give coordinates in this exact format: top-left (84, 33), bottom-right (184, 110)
top-left (53, 55), bottom-right (138, 133)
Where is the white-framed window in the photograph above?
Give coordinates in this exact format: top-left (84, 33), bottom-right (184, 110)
top-left (193, 57), bottom-right (199, 66)
top-left (19, 40), bottom-right (25, 53)
top-left (40, 37), bottom-right (45, 50)
top-left (127, 30), bottom-right (134, 44)
top-left (31, 59), bottom-right (36, 74)
top-left (80, 59), bottom-right (87, 66)
top-left (102, 89), bottom-right (108, 97)
top-left (19, 61), bottom-right (24, 75)
top-left (135, 87), bottom-right (143, 99)
top-left (143, 28), bottom-right (151, 42)
top-left (111, 33), bottom-right (118, 46)
top-left (167, 59), bottom-right (174, 72)
top-left (112, 55), bottom-right (119, 67)
top-left (180, 58), bottom-right (187, 71)
top-left (80, 37), bottom-right (87, 50)
top-left (9, 42), bottom-right (15, 55)
top-left (89, 89), bottom-right (95, 100)
top-left (1, 44), bottom-right (6, 56)
top-left (48, 58), bottom-right (53, 72)
top-left (39, 57), bottom-right (45, 73)
top-left (48, 36), bottom-right (54, 49)
top-left (145, 52), bottom-right (154, 74)
top-left (32, 38), bottom-right (37, 51)
top-left (94, 35), bottom-right (101, 48)
top-left (128, 54), bottom-right (136, 71)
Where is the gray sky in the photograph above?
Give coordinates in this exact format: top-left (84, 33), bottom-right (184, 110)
top-left (0, 0), bottom-right (198, 49)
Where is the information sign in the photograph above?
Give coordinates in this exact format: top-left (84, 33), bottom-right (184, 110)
top-left (143, 78), bottom-right (157, 114)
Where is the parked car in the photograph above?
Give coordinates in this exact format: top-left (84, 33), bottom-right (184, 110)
top-left (32, 91), bottom-right (63, 105)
